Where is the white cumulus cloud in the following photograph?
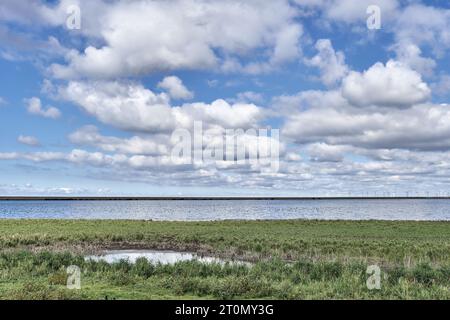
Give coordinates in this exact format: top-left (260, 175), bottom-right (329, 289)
top-left (26, 97), bottom-right (61, 119)
top-left (60, 80), bottom-right (263, 133)
top-left (157, 76), bottom-right (194, 100)
top-left (341, 60), bottom-right (430, 108)
top-left (305, 39), bottom-right (348, 87)
top-left (17, 135), bottom-right (40, 146)
top-left (48, 0), bottom-right (303, 79)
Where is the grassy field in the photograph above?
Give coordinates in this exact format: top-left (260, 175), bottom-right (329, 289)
top-left (0, 219), bottom-right (448, 299)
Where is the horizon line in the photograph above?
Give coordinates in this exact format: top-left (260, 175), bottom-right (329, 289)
top-left (1, 196), bottom-right (450, 201)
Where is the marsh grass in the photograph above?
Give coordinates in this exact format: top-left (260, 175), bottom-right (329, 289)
top-left (0, 220), bottom-right (449, 265)
top-left (0, 219), bottom-right (448, 299)
top-left (0, 250), bottom-right (448, 300)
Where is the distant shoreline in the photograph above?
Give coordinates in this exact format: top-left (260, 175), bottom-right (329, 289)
top-left (0, 196), bottom-right (450, 201)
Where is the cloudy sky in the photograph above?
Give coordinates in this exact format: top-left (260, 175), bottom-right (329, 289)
top-left (1, 0), bottom-right (450, 196)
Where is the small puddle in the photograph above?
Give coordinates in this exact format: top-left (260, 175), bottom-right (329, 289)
top-left (85, 250), bottom-right (250, 266)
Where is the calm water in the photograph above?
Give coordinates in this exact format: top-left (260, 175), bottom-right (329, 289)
top-left (0, 199), bottom-right (449, 220)
top-left (86, 250), bottom-right (247, 265)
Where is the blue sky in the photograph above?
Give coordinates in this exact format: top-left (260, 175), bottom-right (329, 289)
top-left (1, 0), bottom-right (450, 196)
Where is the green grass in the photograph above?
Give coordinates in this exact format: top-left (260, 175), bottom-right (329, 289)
top-left (0, 219), bottom-right (448, 299)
